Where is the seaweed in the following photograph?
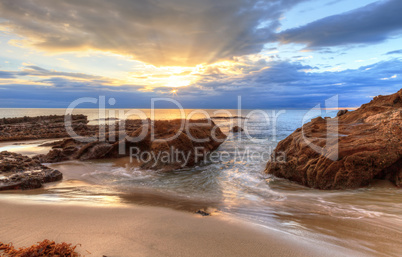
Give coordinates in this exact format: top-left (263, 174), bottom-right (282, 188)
top-left (0, 239), bottom-right (81, 257)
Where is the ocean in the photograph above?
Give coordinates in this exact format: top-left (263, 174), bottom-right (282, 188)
top-left (0, 108), bottom-right (401, 256)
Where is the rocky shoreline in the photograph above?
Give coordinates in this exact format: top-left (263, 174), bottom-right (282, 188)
top-left (265, 89), bottom-right (402, 189)
top-left (0, 116), bottom-right (227, 190)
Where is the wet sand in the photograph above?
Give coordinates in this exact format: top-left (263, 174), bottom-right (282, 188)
top-left (0, 199), bottom-right (362, 257)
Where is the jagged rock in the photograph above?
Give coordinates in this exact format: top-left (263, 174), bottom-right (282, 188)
top-left (265, 89), bottom-right (402, 189)
top-left (0, 151), bottom-right (62, 191)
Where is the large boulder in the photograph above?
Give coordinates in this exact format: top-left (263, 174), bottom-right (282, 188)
top-left (0, 151), bottom-right (62, 191)
top-left (265, 89), bottom-right (402, 189)
top-left (37, 119), bottom-right (227, 172)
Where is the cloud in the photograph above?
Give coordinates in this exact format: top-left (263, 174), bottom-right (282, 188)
top-left (0, 83), bottom-right (159, 108)
top-left (386, 49), bottom-right (402, 55)
top-left (0, 71), bottom-right (16, 79)
top-left (189, 59), bottom-right (402, 108)
top-left (276, 0), bottom-right (402, 48)
top-left (0, 0), bottom-right (306, 67)
top-left (0, 64), bottom-right (119, 86)
top-left (18, 66), bottom-right (106, 80)
top-left (1, 59), bottom-right (401, 108)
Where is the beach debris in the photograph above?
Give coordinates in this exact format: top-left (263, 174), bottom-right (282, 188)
top-left (195, 210), bottom-right (211, 216)
top-left (0, 240), bottom-right (81, 257)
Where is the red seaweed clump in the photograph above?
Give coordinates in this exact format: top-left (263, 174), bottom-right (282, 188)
top-left (0, 240), bottom-right (81, 257)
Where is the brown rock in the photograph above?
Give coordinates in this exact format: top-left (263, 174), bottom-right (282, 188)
top-left (231, 126), bottom-right (244, 133)
top-left (36, 119), bottom-right (227, 172)
top-left (122, 119), bottom-right (227, 171)
top-left (0, 114), bottom-right (94, 142)
top-left (337, 109), bottom-right (348, 117)
top-left (0, 151), bottom-right (63, 191)
top-left (265, 89), bottom-right (402, 189)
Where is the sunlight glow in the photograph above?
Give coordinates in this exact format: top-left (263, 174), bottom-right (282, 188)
top-left (164, 76), bottom-right (191, 88)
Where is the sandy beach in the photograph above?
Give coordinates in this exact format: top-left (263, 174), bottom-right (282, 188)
top-left (0, 199), bottom-right (363, 257)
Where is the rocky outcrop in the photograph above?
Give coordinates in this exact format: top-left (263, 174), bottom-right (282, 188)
top-left (37, 119), bottom-right (227, 172)
top-left (0, 151), bottom-right (62, 191)
top-left (265, 89), bottom-right (402, 189)
top-left (337, 109), bottom-right (348, 117)
top-left (231, 126), bottom-right (244, 133)
top-left (0, 114), bottom-right (94, 141)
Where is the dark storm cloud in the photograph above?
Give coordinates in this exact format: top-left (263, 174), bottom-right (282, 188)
top-left (276, 0), bottom-right (402, 48)
top-left (0, 0), bottom-right (307, 66)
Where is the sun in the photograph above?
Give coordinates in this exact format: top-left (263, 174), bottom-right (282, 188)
top-left (170, 89), bottom-right (178, 96)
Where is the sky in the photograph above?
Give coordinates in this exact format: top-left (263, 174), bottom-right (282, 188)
top-left (0, 0), bottom-right (401, 109)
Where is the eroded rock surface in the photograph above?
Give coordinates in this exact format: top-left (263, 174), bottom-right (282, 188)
top-left (37, 119), bottom-right (227, 172)
top-left (265, 89), bottom-right (402, 189)
top-left (0, 151), bottom-right (62, 191)
top-left (0, 115), bottom-right (94, 141)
